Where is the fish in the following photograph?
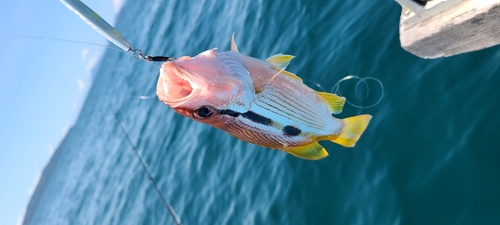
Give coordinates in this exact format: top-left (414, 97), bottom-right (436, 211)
top-left (156, 35), bottom-right (372, 160)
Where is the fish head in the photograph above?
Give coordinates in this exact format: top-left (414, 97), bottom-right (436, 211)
top-left (156, 49), bottom-right (254, 125)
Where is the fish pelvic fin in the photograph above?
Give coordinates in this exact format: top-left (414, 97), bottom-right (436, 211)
top-left (266, 54), bottom-right (295, 69)
top-left (317, 92), bottom-right (346, 114)
top-left (283, 142), bottom-right (329, 160)
top-left (326, 114), bottom-right (372, 147)
top-left (231, 33), bottom-right (239, 52)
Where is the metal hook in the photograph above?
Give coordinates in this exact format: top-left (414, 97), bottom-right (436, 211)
top-left (130, 49), bottom-right (145, 60)
top-left (130, 48), bottom-right (174, 62)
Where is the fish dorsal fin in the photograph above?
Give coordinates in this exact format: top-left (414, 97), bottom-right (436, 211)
top-left (266, 54), bottom-right (295, 69)
top-left (231, 33), bottom-right (239, 52)
top-left (278, 70), bottom-right (303, 82)
top-left (317, 92), bottom-right (345, 114)
top-left (284, 142), bottom-right (328, 160)
top-left (266, 54), bottom-right (302, 82)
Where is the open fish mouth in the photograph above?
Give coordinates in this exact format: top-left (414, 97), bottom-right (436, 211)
top-left (157, 62), bottom-right (196, 104)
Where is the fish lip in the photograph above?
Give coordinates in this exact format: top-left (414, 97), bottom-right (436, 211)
top-left (157, 62), bottom-right (198, 105)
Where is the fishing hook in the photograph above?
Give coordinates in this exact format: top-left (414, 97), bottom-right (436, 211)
top-left (131, 48), bottom-right (175, 62)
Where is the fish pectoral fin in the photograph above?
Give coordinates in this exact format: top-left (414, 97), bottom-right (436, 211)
top-left (284, 142), bottom-right (328, 160)
top-left (317, 92), bottom-right (345, 114)
top-left (231, 33), bottom-right (239, 52)
top-left (325, 114), bottom-right (372, 147)
top-left (266, 54), bottom-right (295, 69)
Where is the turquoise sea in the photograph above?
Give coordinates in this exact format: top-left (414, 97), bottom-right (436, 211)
top-left (24, 0), bottom-right (500, 224)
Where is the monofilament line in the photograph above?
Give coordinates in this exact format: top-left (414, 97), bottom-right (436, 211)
top-left (331, 75), bottom-right (384, 109)
top-left (108, 104), bottom-right (182, 225)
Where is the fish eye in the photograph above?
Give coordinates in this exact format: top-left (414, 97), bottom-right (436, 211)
top-left (193, 106), bottom-right (214, 119)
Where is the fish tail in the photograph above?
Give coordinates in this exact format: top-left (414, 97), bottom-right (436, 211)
top-left (329, 114), bottom-right (372, 147)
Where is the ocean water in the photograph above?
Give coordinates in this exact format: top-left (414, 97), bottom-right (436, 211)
top-left (24, 0), bottom-right (500, 224)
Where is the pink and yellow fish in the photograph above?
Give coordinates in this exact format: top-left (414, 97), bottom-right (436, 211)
top-left (156, 35), bottom-right (372, 160)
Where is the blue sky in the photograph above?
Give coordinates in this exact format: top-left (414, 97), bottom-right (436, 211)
top-left (0, 0), bottom-right (124, 224)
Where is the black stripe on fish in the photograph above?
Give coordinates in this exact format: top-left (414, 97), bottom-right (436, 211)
top-left (219, 109), bottom-right (272, 126)
top-left (218, 109), bottom-right (241, 117)
top-left (241, 111), bottom-right (272, 126)
top-left (283, 125), bottom-right (301, 136)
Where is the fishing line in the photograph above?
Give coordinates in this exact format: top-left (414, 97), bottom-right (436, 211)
top-left (2, 33), bottom-right (123, 51)
top-left (303, 79), bottom-right (327, 92)
top-left (3, 33), bottom-right (164, 70)
top-left (331, 75), bottom-right (384, 109)
top-left (108, 104), bottom-right (182, 225)
top-left (260, 67), bottom-right (287, 89)
top-left (138, 95), bottom-right (157, 100)
top-left (59, 2), bottom-right (180, 222)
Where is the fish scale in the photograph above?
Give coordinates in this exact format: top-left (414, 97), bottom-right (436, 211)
top-left (256, 89), bottom-right (338, 133)
top-left (254, 89), bottom-right (327, 130)
top-left (220, 113), bottom-right (305, 149)
top-left (216, 87), bottom-right (342, 150)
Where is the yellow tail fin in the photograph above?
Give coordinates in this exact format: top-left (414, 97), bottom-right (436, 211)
top-left (330, 114), bottom-right (372, 147)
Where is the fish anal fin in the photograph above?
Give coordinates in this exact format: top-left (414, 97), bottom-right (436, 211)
top-left (284, 142), bottom-right (328, 160)
top-left (266, 54), bottom-right (295, 69)
top-left (326, 114), bottom-right (372, 147)
top-left (317, 92), bottom-right (345, 114)
top-left (231, 33), bottom-right (239, 52)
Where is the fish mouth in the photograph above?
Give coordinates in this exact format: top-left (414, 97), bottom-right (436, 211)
top-left (157, 61), bottom-right (196, 105)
